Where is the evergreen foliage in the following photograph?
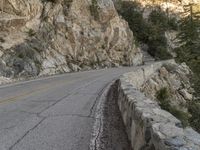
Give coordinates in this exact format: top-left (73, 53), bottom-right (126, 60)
top-left (118, 2), bottom-right (174, 60)
top-left (177, 4), bottom-right (200, 47)
top-left (176, 3), bottom-right (200, 99)
top-left (90, 0), bottom-right (99, 20)
top-left (156, 87), bottom-right (190, 127)
top-left (119, 1), bottom-right (200, 131)
top-left (175, 3), bottom-right (200, 132)
top-left (188, 102), bottom-right (200, 133)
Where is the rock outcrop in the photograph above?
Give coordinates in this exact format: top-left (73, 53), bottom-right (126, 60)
top-left (0, 0), bottom-right (142, 82)
top-left (113, 61), bottom-right (200, 150)
top-left (141, 62), bottom-right (193, 112)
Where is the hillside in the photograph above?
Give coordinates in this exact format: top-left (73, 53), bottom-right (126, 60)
top-left (0, 0), bottom-right (142, 84)
top-left (114, 0), bottom-right (200, 132)
top-left (0, 0), bottom-right (200, 133)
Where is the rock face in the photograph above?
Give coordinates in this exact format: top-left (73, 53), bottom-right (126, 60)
top-left (0, 0), bottom-right (142, 80)
top-left (141, 62), bottom-right (193, 111)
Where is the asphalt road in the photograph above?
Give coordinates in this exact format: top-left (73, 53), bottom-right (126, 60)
top-left (0, 67), bottom-right (136, 150)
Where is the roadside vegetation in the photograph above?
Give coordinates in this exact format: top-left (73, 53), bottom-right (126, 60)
top-left (90, 0), bottom-right (99, 20)
top-left (175, 3), bottom-right (200, 132)
top-left (117, 1), bottom-right (200, 132)
top-left (117, 1), bottom-right (176, 60)
top-left (156, 87), bottom-right (190, 127)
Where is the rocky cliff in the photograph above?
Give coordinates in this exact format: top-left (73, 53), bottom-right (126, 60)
top-left (141, 62), bottom-right (193, 112)
top-left (0, 0), bottom-right (142, 83)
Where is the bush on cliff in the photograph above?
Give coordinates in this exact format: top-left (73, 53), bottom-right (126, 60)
top-left (118, 1), bottom-right (173, 60)
top-left (156, 87), bottom-right (190, 127)
top-left (188, 102), bottom-right (200, 133)
top-left (175, 4), bottom-right (200, 132)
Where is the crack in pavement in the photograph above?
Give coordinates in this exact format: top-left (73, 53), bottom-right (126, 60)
top-left (35, 74), bottom-right (106, 116)
top-left (31, 99), bottom-right (59, 102)
top-left (8, 117), bottom-right (47, 150)
top-left (0, 125), bottom-right (18, 132)
top-left (19, 110), bottom-right (95, 119)
top-left (6, 75), bottom-right (109, 149)
top-left (43, 114), bottom-right (95, 119)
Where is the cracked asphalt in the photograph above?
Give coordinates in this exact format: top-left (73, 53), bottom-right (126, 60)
top-left (0, 67), bottom-right (136, 150)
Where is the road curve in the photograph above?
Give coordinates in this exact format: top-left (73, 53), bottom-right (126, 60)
top-left (0, 67), bottom-right (136, 150)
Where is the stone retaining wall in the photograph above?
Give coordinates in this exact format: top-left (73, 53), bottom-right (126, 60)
top-left (113, 61), bottom-right (200, 150)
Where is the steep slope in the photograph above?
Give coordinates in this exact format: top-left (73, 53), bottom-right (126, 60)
top-left (114, 0), bottom-right (200, 132)
top-left (114, 0), bottom-right (200, 17)
top-left (141, 62), bottom-right (193, 112)
top-left (0, 0), bottom-right (142, 82)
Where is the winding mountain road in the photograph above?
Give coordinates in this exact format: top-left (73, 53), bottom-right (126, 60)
top-left (0, 67), bottom-right (138, 150)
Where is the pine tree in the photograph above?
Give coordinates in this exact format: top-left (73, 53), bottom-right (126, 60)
top-left (175, 3), bottom-right (200, 132)
top-left (178, 3), bottom-right (200, 47)
top-left (177, 3), bottom-right (200, 63)
top-left (176, 3), bottom-right (200, 98)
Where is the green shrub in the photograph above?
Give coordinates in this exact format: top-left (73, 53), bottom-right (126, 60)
top-left (192, 74), bottom-right (200, 100)
top-left (149, 8), bottom-right (168, 30)
top-left (18, 53), bottom-right (25, 59)
top-left (156, 87), bottom-right (169, 101)
top-left (90, 0), bottom-right (99, 20)
top-left (168, 17), bottom-right (178, 30)
top-left (147, 9), bottom-right (174, 59)
top-left (156, 87), bottom-right (170, 109)
top-left (27, 29), bottom-right (36, 37)
top-left (188, 102), bottom-right (200, 132)
top-left (170, 107), bottom-right (190, 127)
top-left (118, 2), bottom-right (172, 60)
top-left (148, 8), bottom-right (178, 31)
top-left (118, 2), bottom-right (149, 42)
top-left (156, 87), bottom-right (190, 127)
top-left (146, 23), bottom-right (171, 60)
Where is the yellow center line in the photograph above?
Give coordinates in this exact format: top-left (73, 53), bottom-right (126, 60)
top-left (0, 79), bottom-right (77, 105)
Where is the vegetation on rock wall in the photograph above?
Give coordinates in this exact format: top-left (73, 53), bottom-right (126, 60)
top-left (117, 1), bottom-right (200, 132)
top-left (27, 29), bottom-right (36, 37)
top-left (176, 3), bottom-right (200, 96)
top-left (117, 1), bottom-right (176, 60)
top-left (156, 87), bottom-right (190, 127)
top-left (90, 0), bottom-right (99, 20)
top-left (188, 102), bottom-right (200, 132)
top-left (175, 3), bottom-right (200, 132)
